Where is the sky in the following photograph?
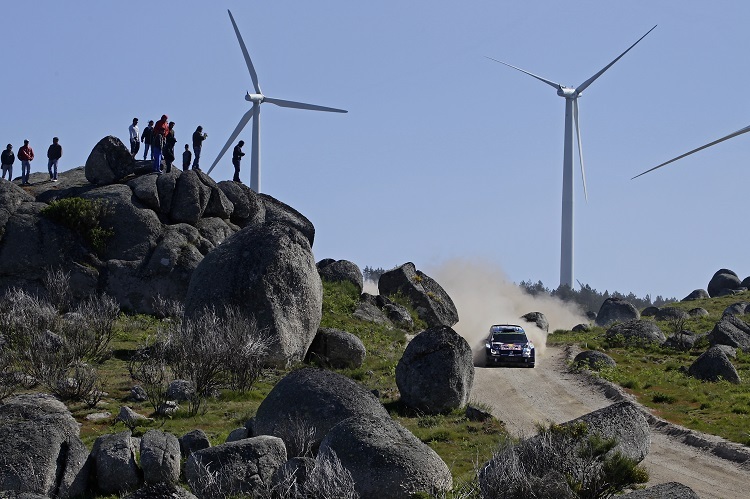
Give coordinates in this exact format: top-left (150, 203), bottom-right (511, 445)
top-left (3, 0), bottom-right (750, 301)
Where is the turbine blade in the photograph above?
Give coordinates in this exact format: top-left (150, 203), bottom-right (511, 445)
top-left (573, 99), bottom-right (588, 201)
top-left (206, 107), bottom-right (255, 175)
top-left (264, 97), bottom-right (348, 113)
top-left (632, 124), bottom-right (750, 179)
top-left (228, 10), bottom-right (262, 95)
top-left (575, 25), bottom-right (657, 95)
top-left (485, 56), bottom-right (561, 90)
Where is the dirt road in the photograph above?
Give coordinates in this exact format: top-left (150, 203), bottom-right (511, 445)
top-left (470, 346), bottom-right (750, 498)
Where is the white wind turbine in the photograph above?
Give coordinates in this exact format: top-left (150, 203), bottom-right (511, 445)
top-left (207, 9), bottom-right (348, 193)
top-left (488, 25), bottom-right (656, 288)
top-left (632, 124), bottom-right (750, 179)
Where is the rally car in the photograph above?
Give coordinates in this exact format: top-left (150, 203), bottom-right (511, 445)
top-left (484, 324), bottom-right (535, 367)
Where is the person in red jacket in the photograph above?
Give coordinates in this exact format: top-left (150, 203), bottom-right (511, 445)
top-left (17, 139), bottom-right (34, 185)
top-left (152, 115), bottom-right (169, 174)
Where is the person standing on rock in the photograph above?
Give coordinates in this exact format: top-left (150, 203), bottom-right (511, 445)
top-left (182, 144), bottom-right (192, 172)
top-left (164, 121), bottom-right (176, 173)
top-left (128, 118), bottom-right (140, 158)
top-left (46, 137), bottom-right (62, 181)
top-left (152, 115), bottom-right (169, 174)
top-left (192, 125), bottom-right (207, 170)
top-left (141, 119), bottom-right (154, 160)
top-left (1, 144), bottom-right (15, 181)
top-left (232, 140), bottom-right (245, 183)
top-left (17, 139), bottom-right (33, 185)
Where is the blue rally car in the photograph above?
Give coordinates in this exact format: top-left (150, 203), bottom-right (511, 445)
top-left (484, 324), bottom-right (535, 367)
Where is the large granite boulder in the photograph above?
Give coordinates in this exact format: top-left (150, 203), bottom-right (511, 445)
top-left (708, 268), bottom-right (742, 297)
top-left (708, 315), bottom-right (750, 352)
top-left (521, 311), bottom-right (549, 332)
top-left (573, 350), bottom-right (616, 370)
top-left (184, 436), bottom-right (286, 499)
top-left (253, 368), bottom-right (389, 456)
top-left (306, 327), bottom-right (366, 368)
top-left (723, 302), bottom-right (749, 316)
top-left (606, 319), bottom-right (666, 345)
top-left (139, 430), bottom-right (181, 485)
top-left (0, 394), bottom-right (89, 499)
top-left (317, 259), bottom-right (364, 292)
top-left (682, 289), bottom-right (709, 301)
top-left (217, 181), bottom-right (265, 227)
top-left (179, 429), bottom-right (211, 458)
top-left (259, 193), bottom-right (315, 247)
top-left (195, 171), bottom-right (233, 219)
top-left (319, 415), bottom-right (452, 499)
top-left (379, 262), bottom-right (458, 327)
top-left (596, 298), bottom-right (639, 327)
top-left (170, 171), bottom-right (211, 225)
top-left (396, 325), bottom-right (474, 414)
top-left (85, 136), bottom-right (137, 185)
top-left (688, 346), bottom-right (741, 383)
top-left (184, 222), bottom-right (322, 366)
top-left (654, 307), bottom-right (689, 322)
top-left (91, 430), bottom-right (143, 495)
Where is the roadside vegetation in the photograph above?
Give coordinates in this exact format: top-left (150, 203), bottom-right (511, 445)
top-left (549, 291), bottom-right (750, 446)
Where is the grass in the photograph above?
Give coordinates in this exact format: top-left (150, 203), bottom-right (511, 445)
top-left (31, 279), bottom-right (502, 488)
top-left (549, 291), bottom-right (750, 446)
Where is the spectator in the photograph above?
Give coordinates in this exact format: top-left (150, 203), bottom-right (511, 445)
top-left (1, 144), bottom-right (14, 181)
top-left (129, 118), bottom-right (140, 157)
top-left (141, 120), bottom-right (154, 160)
top-left (18, 139), bottom-right (34, 185)
top-left (182, 144), bottom-right (192, 172)
top-left (164, 121), bottom-right (176, 173)
top-left (46, 137), bottom-right (62, 181)
top-left (192, 125), bottom-right (207, 170)
top-left (232, 140), bottom-right (245, 183)
top-left (152, 115), bottom-right (169, 174)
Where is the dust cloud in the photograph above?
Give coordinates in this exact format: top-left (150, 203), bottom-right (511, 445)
top-left (427, 259), bottom-right (587, 363)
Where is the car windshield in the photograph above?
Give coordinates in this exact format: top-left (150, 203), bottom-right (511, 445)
top-left (491, 333), bottom-right (527, 343)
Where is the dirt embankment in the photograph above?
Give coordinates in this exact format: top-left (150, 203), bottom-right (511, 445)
top-left (470, 346), bottom-right (750, 499)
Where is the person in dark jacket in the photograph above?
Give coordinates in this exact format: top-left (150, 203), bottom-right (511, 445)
top-left (192, 126), bottom-right (207, 170)
top-left (232, 140), bottom-right (245, 183)
top-left (1, 144), bottom-right (15, 181)
top-left (164, 122), bottom-right (176, 173)
top-left (182, 144), bottom-right (192, 172)
top-left (17, 140), bottom-right (34, 185)
top-left (141, 120), bottom-right (154, 160)
top-left (47, 137), bottom-right (62, 181)
top-left (152, 115), bottom-right (169, 173)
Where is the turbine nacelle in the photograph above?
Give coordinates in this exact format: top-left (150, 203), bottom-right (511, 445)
top-left (557, 86), bottom-right (578, 99)
top-left (245, 93), bottom-right (264, 103)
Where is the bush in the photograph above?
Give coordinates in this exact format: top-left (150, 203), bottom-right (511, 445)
top-left (41, 197), bottom-right (114, 254)
top-left (64, 294), bottom-right (120, 363)
top-left (43, 267), bottom-right (72, 313)
top-left (128, 336), bottom-right (172, 414)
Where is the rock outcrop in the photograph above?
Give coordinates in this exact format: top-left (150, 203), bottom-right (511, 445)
top-left (707, 268), bottom-right (742, 297)
top-left (596, 298), bottom-right (639, 327)
top-left (688, 346), bottom-right (741, 383)
top-left (317, 259), bottom-right (364, 292)
top-left (85, 136), bottom-right (137, 185)
top-left (306, 327), bottom-right (366, 368)
top-left (573, 350), bottom-right (616, 370)
top-left (606, 319), bottom-right (666, 345)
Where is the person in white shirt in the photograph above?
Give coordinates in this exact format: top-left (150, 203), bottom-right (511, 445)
top-left (128, 118), bottom-right (140, 157)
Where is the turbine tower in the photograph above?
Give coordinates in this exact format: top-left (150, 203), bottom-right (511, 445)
top-left (632, 124), bottom-right (750, 179)
top-left (208, 9), bottom-right (348, 193)
top-left (488, 25), bottom-right (656, 288)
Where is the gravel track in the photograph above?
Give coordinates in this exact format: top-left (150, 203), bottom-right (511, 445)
top-left (470, 345), bottom-right (750, 498)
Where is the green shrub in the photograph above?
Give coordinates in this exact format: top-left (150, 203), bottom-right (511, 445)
top-left (652, 392), bottom-right (676, 404)
top-left (41, 197), bottom-right (114, 254)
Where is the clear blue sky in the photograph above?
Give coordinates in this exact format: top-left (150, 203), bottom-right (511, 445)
top-left (4, 1), bottom-right (750, 300)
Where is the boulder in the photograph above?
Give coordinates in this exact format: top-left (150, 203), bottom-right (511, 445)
top-left (571, 323), bottom-right (590, 332)
top-left (708, 315), bottom-right (750, 352)
top-left (0, 394), bottom-right (89, 499)
top-left (139, 430), bottom-right (181, 485)
top-left (179, 429), bottom-right (211, 458)
top-left (688, 346), bottom-right (741, 383)
top-left (122, 483), bottom-right (198, 499)
top-left (606, 319), bottom-right (666, 345)
top-left (170, 171), bottom-right (211, 224)
top-left (378, 262), bottom-right (459, 327)
top-left (383, 303), bottom-right (413, 328)
top-left (664, 332), bottom-right (697, 351)
top-left (573, 350), bottom-right (616, 370)
top-left (654, 307), bottom-right (689, 322)
top-left (319, 415), bottom-right (452, 499)
top-left (317, 259), bottom-right (364, 292)
top-left (185, 436), bottom-right (286, 499)
top-left (115, 406), bottom-right (152, 428)
top-left (195, 217), bottom-right (235, 249)
top-left (184, 222), bottom-right (322, 367)
top-left (352, 301), bottom-right (390, 325)
top-left (226, 427), bottom-right (250, 443)
top-left (260, 193), bottom-right (315, 247)
top-left (521, 311), bottom-right (549, 332)
top-left (217, 180), bottom-right (265, 227)
top-left (306, 327), bottom-right (366, 368)
top-left (253, 368), bottom-right (389, 457)
top-left (270, 457), bottom-right (315, 494)
top-left (641, 306), bottom-right (659, 317)
top-left (688, 307), bottom-right (709, 317)
top-left (129, 385), bottom-right (148, 402)
top-left (623, 481), bottom-right (699, 498)
top-left (395, 325), bottom-right (474, 414)
top-left (682, 289), bottom-right (709, 301)
top-left (91, 430), bottom-right (142, 495)
top-left (127, 174), bottom-right (161, 211)
top-left (167, 379), bottom-right (196, 402)
top-left (707, 268), bottom-right (742, 298)
top-left (195, 171), bottom-right (233, 219)
top-left (596, 298), bottom-right (639, 327)
top-left (723, 302), bottom-right (749, 316)
top-left (85, 136), bottom-right (137, 185)
top-left (715, 344), bottom-right (737, 358)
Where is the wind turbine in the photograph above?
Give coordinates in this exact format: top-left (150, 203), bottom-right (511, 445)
top-left (488, 25), bottom-right (656, 288)
top-left (207, 9), bottom-right (348, 193)
top-left (632, 124), bottom-right (750, 179)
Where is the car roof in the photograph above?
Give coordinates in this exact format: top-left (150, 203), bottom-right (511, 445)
top-left (489, 324), bottom-right (526, 332)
